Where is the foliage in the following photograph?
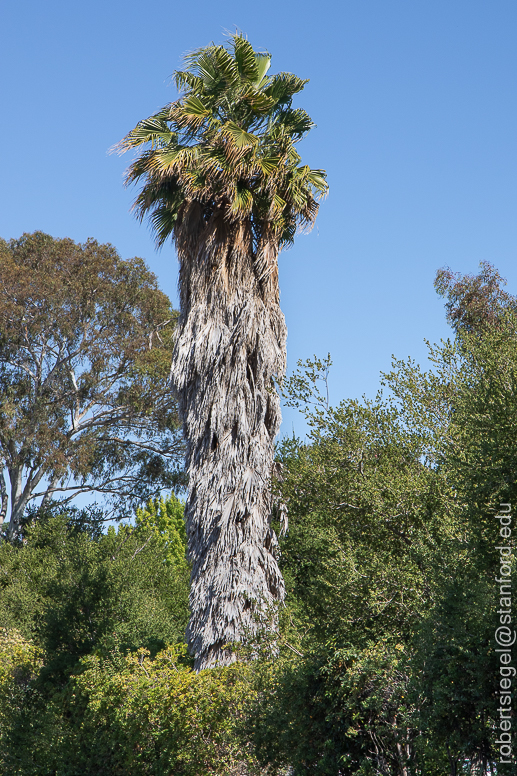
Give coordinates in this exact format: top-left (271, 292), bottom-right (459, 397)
top-left (435, 260), bottom-right (516, 334)
top-left (252, 641), bottom-right (412, 776)
top-left (65, 646), bottom-right (257, 776)
top-left (2, 245), bottom-right (514, 773)
top-left (0, 506), bottom-right (192, 774)
top-left (0, 629), bottom-right (43, 759)
top-left (388, 314), bottom-right (517, 773)
top-left (0, 231), bottom-right (184, 540)
top-left (135, 493), bottom-right (187, 566)
top-left (255, 356), bottom-right (451, 773)
top-left (412, 572), bottom-right (497, 774)
top-left (0, 512), bottom-right (190, 681)
top-left (256, 304), bottom-right (517, 774)
top-left (386, 313), bottom-right (517, 564)
top-left (117, 33), bottom-right (328, 249)
top-left (279, 356), bottom-right (455, 649)
top-left (0, 638), bottom-right (258, 776)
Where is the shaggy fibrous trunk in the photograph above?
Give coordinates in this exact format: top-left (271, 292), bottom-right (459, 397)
top-left (171, 208), bottom-right (286, 670)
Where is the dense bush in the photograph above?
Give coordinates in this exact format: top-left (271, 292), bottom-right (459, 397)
top-left (0, 508), bottom-right (189, 678)
top-left (0, 635), bottom-right (260, 775)
top-left (69, 646), bottom-right (256, 775)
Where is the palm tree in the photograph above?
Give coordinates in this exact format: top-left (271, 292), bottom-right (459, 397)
top-left (118, 34), bottom-right (328, 670)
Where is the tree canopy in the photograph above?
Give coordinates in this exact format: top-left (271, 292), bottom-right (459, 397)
top-left (435, 260), bottom-right (517, 333)
top-left (0, 231), bottom-right (184, 539)
top-left (253, 266), bottom-right (517, 774)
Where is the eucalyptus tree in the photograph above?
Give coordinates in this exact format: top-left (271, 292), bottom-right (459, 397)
top-left (119, 35), bottom-right (328, 669)
top-left (435, 261), bottom-right (517, 334)
top-left (0, 232), bottom-right (184, 541)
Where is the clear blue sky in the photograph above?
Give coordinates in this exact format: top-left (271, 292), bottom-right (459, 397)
top-left (2, 0), bottom-right (516, 437)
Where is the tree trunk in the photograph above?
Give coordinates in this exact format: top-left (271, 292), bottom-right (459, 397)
top-left (0, 470), bottom-right (8, 528)
top-left (171, 214), bottom-right (286, 670)
top-left (6, 465), bottom-right (25, 542)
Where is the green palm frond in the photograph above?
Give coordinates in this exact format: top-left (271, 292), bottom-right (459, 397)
top-left (182, 168), bottom-right (208, 194)
top-left (183, 95), bottom-right (211, 118)
top-left (307, 169), bottom-right (329, 195)
top-left (132, 178), bottom-right (182, 226)
top-left (184, 49), bottom-right (220, 89)
top-left (150, 146), bottom-right (198, 174)
top-left (282, 220), bottom-right (297, 243)
top-left (272, 193), bottom-right (287, 212)
top-left (286, 147), bottom-right (302, 166)
top-left (233, 36), bottom-right (260, 81)
top-left (174, 70), bottom-right (204, 95)
top-left (257, 156), bottom-right (281, 175)
top-left (230, 183), bottom-right (254, 215)
top-left (265, 73), bottom-right (309, 104)
top-left (150, 206), bottom-right (181, 246)
top-left (125, 150), bottom-right (156, 183)
top-left (125, 117), bottom-right (173, 147)
top-left (242, 90), bottom-right (275, 114)
top-left (223, 121), bottom-right (259, 148)
top-left (206, 46), bottom-right (240, 88)
top-left (275, 108), bottom-right (314, 140)
top-left (199, 147), bottom-right (229, 175)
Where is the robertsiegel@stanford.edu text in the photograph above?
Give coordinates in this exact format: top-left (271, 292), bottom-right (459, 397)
top-left (494, 503), bottom-right (514, 765)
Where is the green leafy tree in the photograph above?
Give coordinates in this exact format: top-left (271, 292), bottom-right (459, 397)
top-left (255, 310), bottom-right (517, 775)
top-left (0, 628), bottom-right (43, 770)
top-left (412, 574), bottom-right (497, 776)
top-left (135, 493), bottom-right (187, 566)
top-left (0, 513), bottom-right (191, 776)
top-left (278, 356), bottom-right (454, 650)
top-left (0, 514), bottom-right (190, 681)
top-left (118, 34), bottom-right (328, 669)
top-left (435, 260), bottom-right (516, 334)
top-left (249, 357), bottom-right (455, 774)
top-left (387, 312), bottom-right (517, 775)
top-left (0, 231), bottom-right (184, 540)
top-left (252, 640), bottom-right (413, 776)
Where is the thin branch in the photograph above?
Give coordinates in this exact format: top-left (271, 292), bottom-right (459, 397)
top-left (282, 640), bottom-right (304, 658)
top-left (130, 532), bottom-right (153, 560)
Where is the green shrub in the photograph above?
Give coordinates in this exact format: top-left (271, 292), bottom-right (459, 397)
top-left (0, 629), bottom-right (43, 756)
top-left (66, 645), bottom-right (257, 775)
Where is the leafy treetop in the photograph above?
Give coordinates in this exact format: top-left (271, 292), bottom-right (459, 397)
top-left (0, 231), bottom-right (184, 539)
top-left (435, 261), bottom-right (516, 334)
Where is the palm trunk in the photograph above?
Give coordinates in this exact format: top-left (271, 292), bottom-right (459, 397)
top-left (171, 211), bottom-right (286, 670)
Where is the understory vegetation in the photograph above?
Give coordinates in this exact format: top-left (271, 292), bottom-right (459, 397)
top-left (1, 264), bottom-right (515, 775)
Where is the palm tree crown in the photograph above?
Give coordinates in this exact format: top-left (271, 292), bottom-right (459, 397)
top-left (119, 34), bottom-right (327, 266)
